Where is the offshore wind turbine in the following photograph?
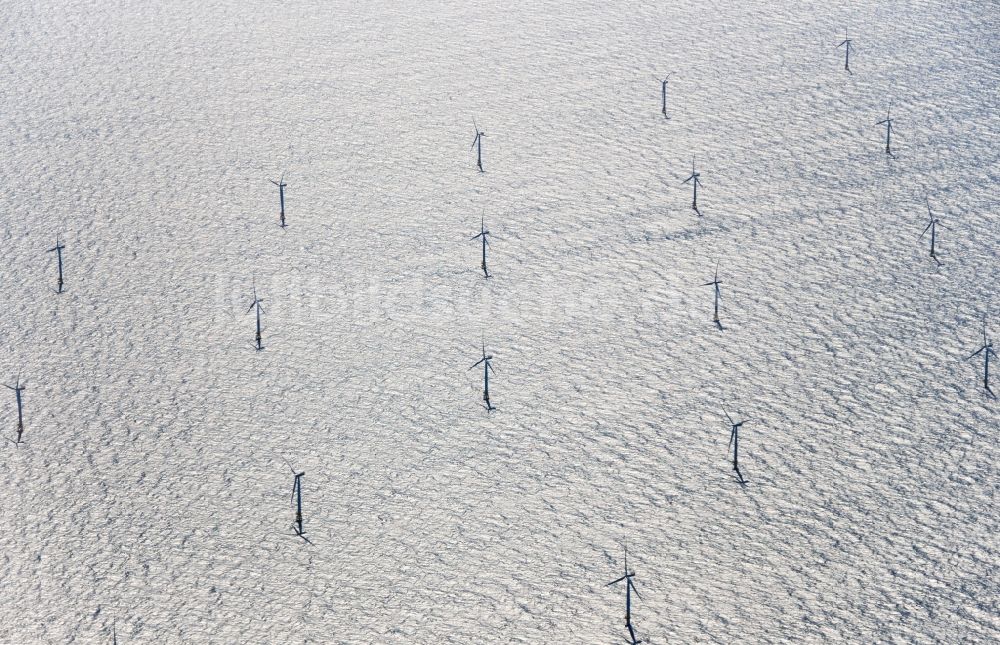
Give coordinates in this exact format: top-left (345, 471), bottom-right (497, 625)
top-left (291, 469), bottom-right (307, 541)
top-left (658, 72), bottom-right (674, 118)
top-left (280, 457), bottom-right (311, 543)
top-left (5, 374), bottom-right (25, 445)
top-left (470, 341), bottom-right (496, 411)
top-left (682, 157), bottom-right (702, 215)
top-left (607, 544), bottom-right (642, 643)
top-left (876, 105), bottom-right (895, 157)
top-left (702, 262), bottom-right (723, 327)
top-left (270, 173), bottom-right (288, 228)
top-left (246, 279), bottom-right (265, 351)
top-left (48, 236), bottom-right (65, 293)
top-left (837, 31), bottom-right (854, 74)
top-left (471, 216), bottom-right (492, 278)
top-left (919, 197), bottom-right (945, 265)
top-left (471, 118), bottom-right (486, 173)
top-left (967, 323), bottom-right (996, 396)
top-left (725, 410), bottom-right (746, 485)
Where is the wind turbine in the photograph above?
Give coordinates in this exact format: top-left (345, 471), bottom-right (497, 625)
top-left (682, 157), bottom-right (702, 215)
top-left (5, 374), bottom-right (25, 445)
top-left (967, 322), bottom-right (996, 396)
top-left (246, 279), bottom-right (265, 351)
top-left (48, 236), bottom-right (65, 293)
top-left (658, 72), bottom-right (675, 118)
top-left (919, 197), bottom-right (945, 265)
top-left (470, 341), bottom-right (496, 411)
top-left (291, 470), bottom-right (307, 540)
top-left (471, 216), bottom-right (492, 278)
top-left (607, 544), bottom-right (642, 641)
top-left (270, 173), bottom-right (288, 228)
top-left (876, 105), bottom-right (895, 156)
top-left (702, 262), bottom-right (722, 326)
top-left (472, 118), bottom-right (486, 173)
top-left (837, 31), bottom-right (854, 74)
top-left (725, 410), bottom-right (746, 485)
top-left (279, 457), bottom-right (311, 543)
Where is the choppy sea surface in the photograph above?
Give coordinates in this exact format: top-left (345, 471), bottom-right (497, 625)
top-left (1, 1), bottom-right (998, 642)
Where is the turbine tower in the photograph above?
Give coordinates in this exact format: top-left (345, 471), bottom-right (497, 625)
top-left (270, 173), bottom-right (288, 228)
top-left (470, 341), bottom-right (496, 411)
top-left (702, 262), bottom-right (722, 326)
top-left (725, 410), bottom-right (746, 485)
top-left (919, 197), bottom-right (945, 265)
top-left (472, 119), bottom-right (486, 173)
top-left (837, 31), bottom-right (854, 74)
top-left (659, 72), bottom-right (675, 118)
top-left (607, 544), bottom-right (643, 644)
top-left (48, 237), bottom-right (66, 293)
top-left (876, 105), bottom-right (895, 156)
top-left (4, 374), bottom-right (25, 445)
top-left (968, 322), bottom-right (997, 396)
top-left (246, 280), bottom-right (265, 351)
top-left (471, 216), bottom-right (492, 278)
top-left (682, 158), bottom-right (702, 215)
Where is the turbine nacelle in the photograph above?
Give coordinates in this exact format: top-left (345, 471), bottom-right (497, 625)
top-left (471, 216), bottom-right (491, 243)
top-left (246, 280), bottom-right (266, 314)
top-left (246, 295), bottom-right (265, 315)
top-left (702, 262), bottom-right (722, 289)
top-left (471, 118), bottom-right (486, 146)
top-left (682, 158), bottom-right (702, 190)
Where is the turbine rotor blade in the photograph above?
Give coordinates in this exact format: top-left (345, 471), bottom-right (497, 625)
top-left (280, 455), bottom-right (297, 475)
